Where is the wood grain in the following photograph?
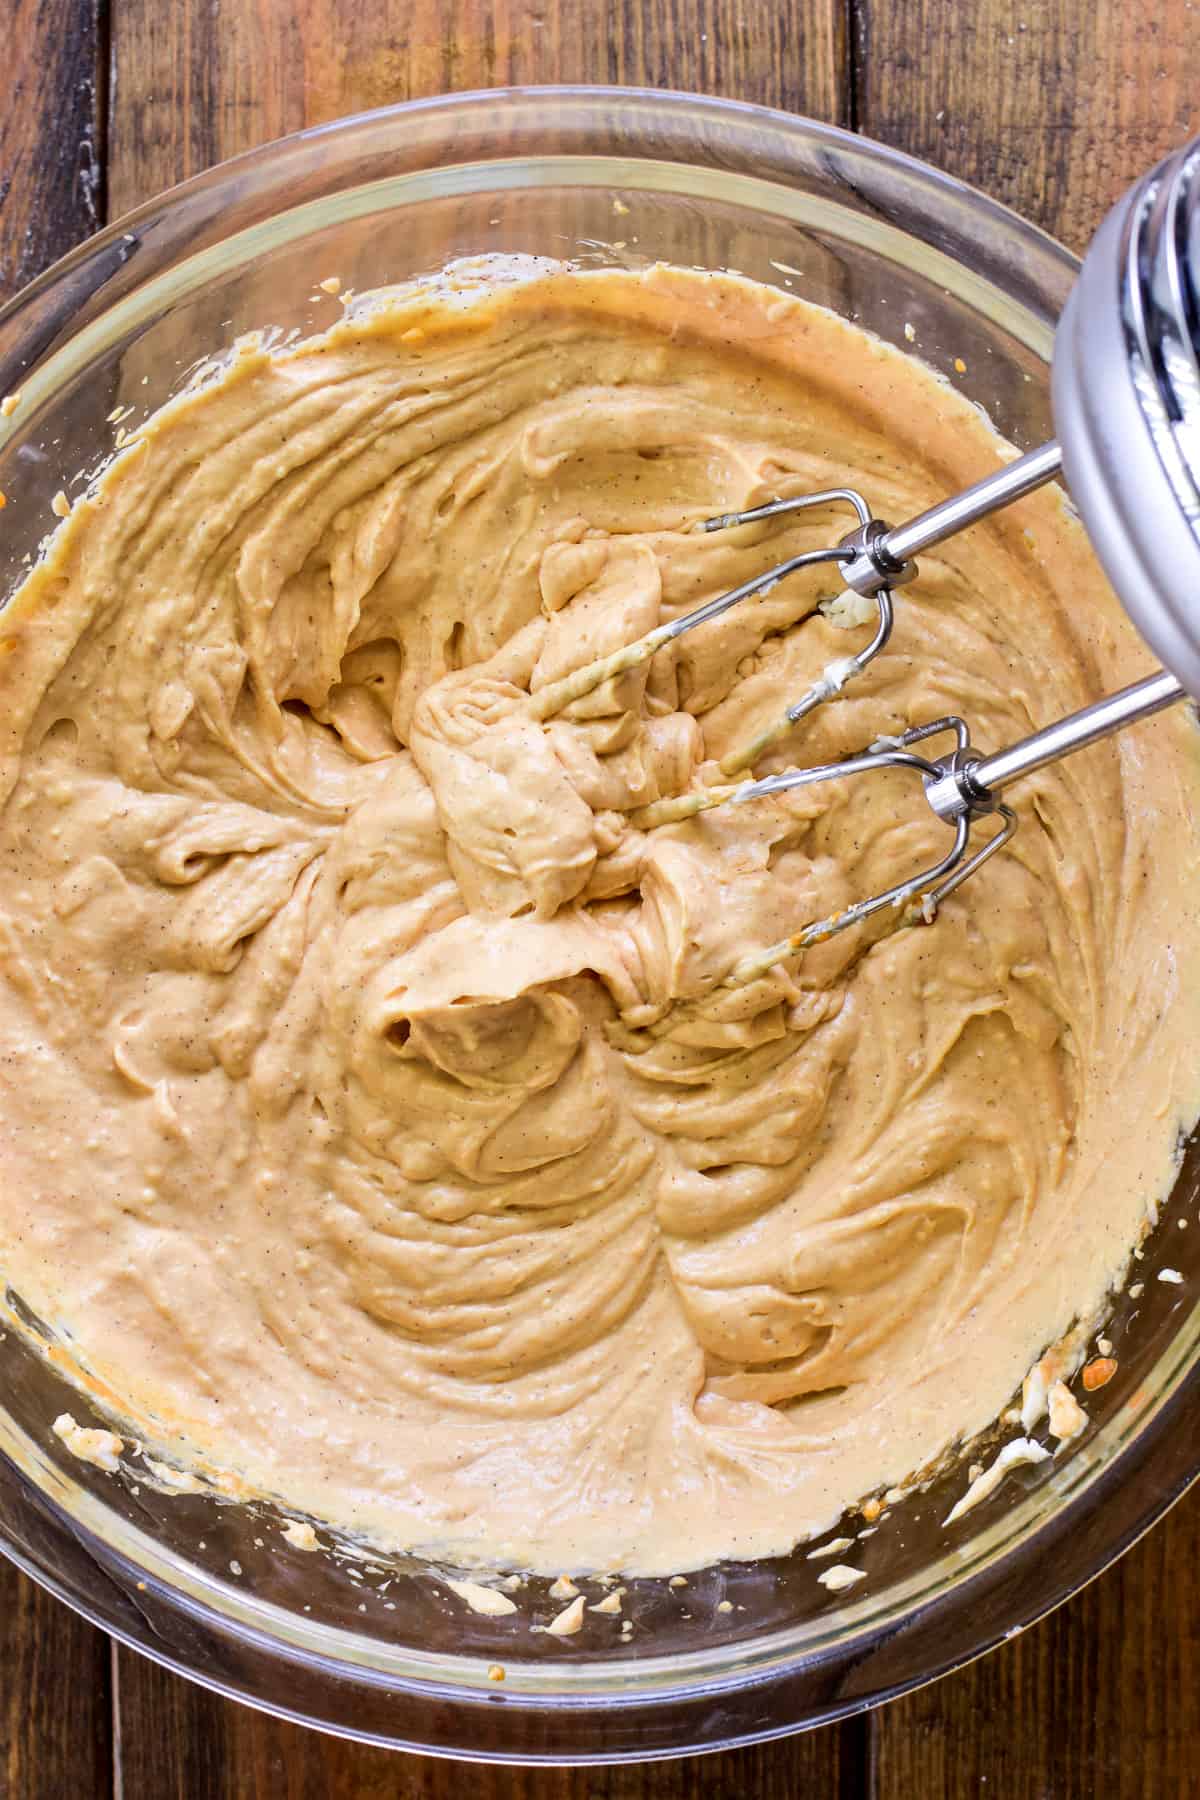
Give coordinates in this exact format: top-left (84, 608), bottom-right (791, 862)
top-left (0, 1559), bottom-right (111, 1800)
top-left (3, 1), bottom-right (1199, 1795)
top-left (114, 1652), bottom-right (858, 1799)
top-left (0, 0), bottom-right (106, 298)
top-left (856, 6), bottom-right (1200, 1793)
top-left (855, 0), bottom-right (1200, 250)
top-left (872, 1487), bottom-right (1200, 1799)
top-left (107, 0), bottom-right (847, 217)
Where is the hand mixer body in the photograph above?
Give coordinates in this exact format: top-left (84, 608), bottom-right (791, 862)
top-left (1054, 140), bottom-right (1200, 701)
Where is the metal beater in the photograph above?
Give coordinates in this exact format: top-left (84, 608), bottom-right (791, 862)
top-left (533, 137), bottom-right (1200, 984)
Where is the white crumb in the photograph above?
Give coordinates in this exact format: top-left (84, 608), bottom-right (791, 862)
top-left (1047, 1380), bottom-right (1087, 1443)
top-left (544, 1594), bottom-right (586, 1636)
top-left (817, 1564), bottom-right (867, 1593)
top-left (281, 1520), bottom-right (321, 1552)
top-left (806, 1536), bottom-right (854, 1560)
top-left (589, 1591), bottom-right (624, 1615)
top-left (819, 589), bottom-right (877, 631)
top-left (1020, 1361), bottom-right (1049, 1431)
top-left (945, 1437), bottom-right (1050, 1525)
top-left (817, 655), bottom-right (859, 697)
top-left (144, 1458), bottom-right (205, 1494)
top-left (52, 1413), bottom-right (123, 1472)
top-left (446, 1578), bottom-right (518, 1617)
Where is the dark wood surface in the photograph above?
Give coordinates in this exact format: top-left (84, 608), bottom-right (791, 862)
top-left (2, 0), bottom-right (1199, 1792)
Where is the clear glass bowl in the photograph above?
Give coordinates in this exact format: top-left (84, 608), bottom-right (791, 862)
top-left (0, 86), bottom-right (1197, 1764)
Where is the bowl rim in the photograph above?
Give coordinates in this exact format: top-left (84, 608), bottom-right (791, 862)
top-left (0, 82), bottom-right (1080, 339)
top-left (0, 82), bottom-right (1195, 1762)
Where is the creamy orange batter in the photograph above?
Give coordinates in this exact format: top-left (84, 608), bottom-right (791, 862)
top-left (0, 259), bottom-right (1197, 1574)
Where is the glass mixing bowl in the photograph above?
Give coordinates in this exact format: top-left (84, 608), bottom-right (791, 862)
top-left (0, 87), bottom-right (1197, 1765)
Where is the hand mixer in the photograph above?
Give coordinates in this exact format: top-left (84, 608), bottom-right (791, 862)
top-left (532, 137), bottom-right (1200, 987)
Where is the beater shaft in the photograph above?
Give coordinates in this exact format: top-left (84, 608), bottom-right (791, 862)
top-left (837, 440), bottom-right (1065, 597)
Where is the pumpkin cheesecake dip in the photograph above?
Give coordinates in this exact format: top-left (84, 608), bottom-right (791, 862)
top-left (0, 258), bottom-right (1196, 1576)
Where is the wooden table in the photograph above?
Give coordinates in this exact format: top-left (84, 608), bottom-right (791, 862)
top-left (3, 1), bottom-right (1199, 1792)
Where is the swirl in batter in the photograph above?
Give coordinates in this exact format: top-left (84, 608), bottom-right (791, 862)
top-left (0, 260), bottom-right (1196, 1573)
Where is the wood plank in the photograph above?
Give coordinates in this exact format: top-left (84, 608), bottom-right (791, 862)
top-left (1, 0), bottom-right (106, 298)
top-left (108, 0), bottom-right (847, 219)
top-left (872, 1486), bottom-right (1200, 1799)
top-left (857, 3), bottom-right (1200, 1790)
top-left (0, 1560), bottom-right (112, 1800)
top-left (106, 0), bottom-right (851, 1790)
top-left (115, 1652), bottom-right (856, 1799)
top-left (855, 0), bottom-right (1200, 250)
top-left (0, 2), bottom-right (115, 1783)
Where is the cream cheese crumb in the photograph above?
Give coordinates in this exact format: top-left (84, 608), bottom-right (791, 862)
top-left (318, 276), bottom-right (342, 295)
top-left (944, 1437), bottom-right (1050, 1525)
top-left (817, 1564), bottom-right (867, 1593)
top-left (668, 1575), bottom-right (687, 1588)
top-left (51, 490), bottom-right (70, 518)
top-left (819, 589), bottom-right (877, 631)
top-left (548, 1574), bottom-right (579, 1600)
top-left (1020, 1361), bottom-right (1049, 1431)
top-left (282, 1520), bottom-right (320, 1552)
top-left (589, 1590), bottom-right (624, 1615)
top-left (1047, 1380), bottom-right (1087, 1443)
top-left (144, 1458), bottom-right (205, 1494)
top-left (52, 1413), bottom-right (123, 1472)
top-left (806, 1536), bottom-right (853, 1561)
top-left (716, 1599), bottom-right (733, 1613)
top-left (816, 654), bottom-right (859, 698)
top-left (1158, 1267), bottom-right (1184, 1284)
top-left (1, 392), bottom-right (21, 417)
top-left (545, 1594), bottom-right (586, 1636)
top-left (446, 1578), bottom-right (518, 1617)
